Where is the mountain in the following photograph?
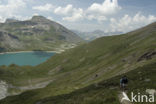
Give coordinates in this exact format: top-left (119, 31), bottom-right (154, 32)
top-left (73, 30), bottom-right (123, 41)
top-left (5, 19), bottom-right (20, 23)
top-left (0, 16), bottom-right (84, 52)
top-left (0, 22), bottom-right (156, 104)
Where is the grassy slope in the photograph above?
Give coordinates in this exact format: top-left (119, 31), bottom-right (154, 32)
top-left (1, 61), bottom-right (156, 104)
top-left (0, 22), bottom-right (155, 103)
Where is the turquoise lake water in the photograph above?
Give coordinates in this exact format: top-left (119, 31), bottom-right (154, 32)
top-left (0, 51), bottom-right (55, 66)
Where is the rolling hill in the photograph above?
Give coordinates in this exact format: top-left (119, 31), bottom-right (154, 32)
top-left (0, 16), bottom-right (84, 52)
top-left (0, 22), bottom-right (155, 104)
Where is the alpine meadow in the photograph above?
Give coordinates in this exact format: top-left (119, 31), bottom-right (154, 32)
top-left (0, 0), bottom-right (156, 104)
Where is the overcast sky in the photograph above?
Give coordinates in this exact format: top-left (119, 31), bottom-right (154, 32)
top-left (0, 0), bottom-right (156, 32)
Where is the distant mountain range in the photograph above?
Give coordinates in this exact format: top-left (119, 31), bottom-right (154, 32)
top-left (0, 16), bottom-right (84, 52)
top-left (72, 30), bottom-right (123, 41)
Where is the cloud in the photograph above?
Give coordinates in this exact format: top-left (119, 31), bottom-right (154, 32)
top-left (0, 16), bottom-right (5, 23)
top-left (87, 15), bottom-right (107, 22)
top-left (11, 15), bottom-right (31, 21)
top-left (86, 0), bottom-right (121, 21)
top-left (88, 0), bottom-right (121, 15)
top-left (32, 4), bottom-right (54, 11)
top-left (54, 0), bottom-right (121, 22)
top-left (33, 13), bottom-right (39, 16)
top-left (54, 4), bottom-right (73, 15)
top-left (54, 4), bottom-right (85, 22)
top-left (109, 13), bottom-right (156, 32)
top-left (47, 16), bottom-right (54, 21)
top-left (0, 0), bottom-right (27, 22)
top-left (62, 0), bottom-right (121, 22)
top-left (31, 0), bottom-right (121, 22)
top-left (63, 8), bottom-right (84, 22)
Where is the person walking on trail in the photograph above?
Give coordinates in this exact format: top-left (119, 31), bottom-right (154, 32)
top-left (120, 76), bottom-right (128, 91)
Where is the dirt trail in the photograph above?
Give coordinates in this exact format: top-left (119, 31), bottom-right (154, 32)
top-left (118, 91), bottom-right (132, 104)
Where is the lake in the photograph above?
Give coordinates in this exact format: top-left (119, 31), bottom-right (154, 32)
top-left (0, 51), bottom-right (55, 66)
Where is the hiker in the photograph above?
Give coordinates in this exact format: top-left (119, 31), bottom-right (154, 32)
top-left (95, 74), bottom-right (98, 78)
top-left (120, 76), bottom-right (128, 91)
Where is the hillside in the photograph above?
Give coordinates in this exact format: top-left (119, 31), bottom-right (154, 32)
top-left (2, 62), bottom-right (155, 104)
top-left (0, 22), bottom-right (155, 104)
top-left (0, 16), bottom-right (84, 52)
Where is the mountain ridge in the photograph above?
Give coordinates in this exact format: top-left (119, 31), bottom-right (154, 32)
top-left (0, 16), bottom-right (84, 53)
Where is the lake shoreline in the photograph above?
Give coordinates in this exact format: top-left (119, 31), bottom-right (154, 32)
top-left (0, 50), bottom-right (64, 55)
top-left (0, 51), bottom-right (58, 66)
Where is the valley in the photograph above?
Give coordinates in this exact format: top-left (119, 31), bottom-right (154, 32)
top-left (0, 22), bottom-right (155, 104)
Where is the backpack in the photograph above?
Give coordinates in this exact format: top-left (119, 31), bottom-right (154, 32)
top-left (120, 78), bottom-right (124, 84)
top-left (123, 78), bottom-right (128, 84)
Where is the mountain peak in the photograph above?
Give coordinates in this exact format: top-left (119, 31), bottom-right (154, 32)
top-left (31, 16), bottom-right (49, 22)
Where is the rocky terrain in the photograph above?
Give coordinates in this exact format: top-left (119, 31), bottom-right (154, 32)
top-left (0, 80), bottom-right (8, 100)
top-left (0, 16), bottom-right (84, 52)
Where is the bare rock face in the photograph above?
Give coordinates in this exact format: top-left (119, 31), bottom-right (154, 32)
top-left (0, 80), bottom-right (8, 100)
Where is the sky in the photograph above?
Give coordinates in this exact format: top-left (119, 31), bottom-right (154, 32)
top-left (0, 0), bottom-right (156, 32)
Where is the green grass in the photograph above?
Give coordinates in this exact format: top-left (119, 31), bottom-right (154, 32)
top-left (0, 22), bottom-right (155, 104)
top-left (1, 62), bottom-right (155, 104)
top-left (38, 62), bottom-right (156, 104)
